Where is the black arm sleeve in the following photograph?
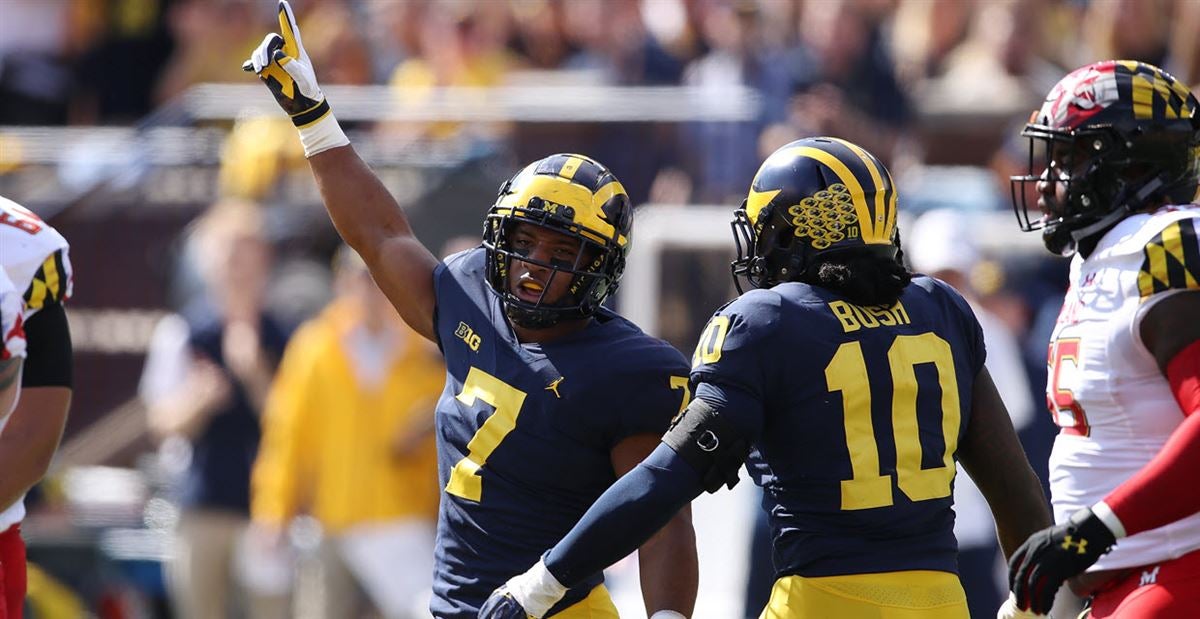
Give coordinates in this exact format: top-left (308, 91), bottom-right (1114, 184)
top-left (21, 302), bottom-right (72, 388)
top-left (544, 443), bottom-right (704, 587)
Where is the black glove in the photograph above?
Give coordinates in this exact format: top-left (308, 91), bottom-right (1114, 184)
top-left (1008, 506), bottom-right (1117, 614)
top-left (478, 586), bottom-right (532, 619)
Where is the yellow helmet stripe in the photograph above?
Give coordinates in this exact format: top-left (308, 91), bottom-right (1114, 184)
top-left (880, 157), bottom-right (898, 241)
top-left (781, 145), bottom-right (879, 243)
top-left (593, 180), bottom-right (629, 245)
top-left (886, 188), bottom-right (898, 241)
top-left (559, 156), bottom-right (584, 180)
top-left (592, 180), bottom-right (627, 211)
top-left (828, 138), bottom-right (892, 243)
top-left (746, 187), bottom-right (782, 225)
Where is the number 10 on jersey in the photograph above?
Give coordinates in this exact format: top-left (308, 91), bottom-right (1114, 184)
top-left (826, 333), bottom-right (962, 511)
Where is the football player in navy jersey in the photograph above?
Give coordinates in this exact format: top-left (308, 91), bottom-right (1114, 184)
top-left (244, 4), bottom-right (697, 618)
top-left (480, 137), bottom-right (1054, 619)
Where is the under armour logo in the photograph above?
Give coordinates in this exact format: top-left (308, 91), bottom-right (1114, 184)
top-left (1139, 566), bottom-right (1160, 587)
top-left (1061, 535), bottom-right (1089, 554)
top-left (545, 377), bottom-right (564, 399)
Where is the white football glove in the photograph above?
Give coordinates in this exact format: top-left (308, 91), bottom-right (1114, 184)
top-left (242, 0), bottom-right (347, 156)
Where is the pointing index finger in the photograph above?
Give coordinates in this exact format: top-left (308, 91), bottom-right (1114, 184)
top-left (277, 0), bottom-right (304, 61)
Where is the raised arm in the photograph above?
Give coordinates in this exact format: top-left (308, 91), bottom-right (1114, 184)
top-left (306, 149), bottom-right (439, 340)
top-left (244, 1), bottom-right (439, 341)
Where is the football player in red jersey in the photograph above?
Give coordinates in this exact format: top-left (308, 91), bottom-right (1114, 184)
top-left (1007, 60), bottom-right (1200, 617)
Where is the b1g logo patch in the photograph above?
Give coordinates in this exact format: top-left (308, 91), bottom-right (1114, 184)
top-left (455, 322), bottom-right (481, 352)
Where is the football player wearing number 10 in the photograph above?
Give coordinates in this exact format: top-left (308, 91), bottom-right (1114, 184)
top-left (244, 3), bottom-right (698, 618)
top-left (481, 137), bottom-right (1053, 619)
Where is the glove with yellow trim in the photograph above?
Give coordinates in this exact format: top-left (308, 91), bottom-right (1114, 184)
top-left (242, 1), bottom-right (348, 157)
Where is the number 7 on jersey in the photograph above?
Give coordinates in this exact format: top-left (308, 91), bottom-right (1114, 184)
top-left (445, 367), bottom-right (527, 502)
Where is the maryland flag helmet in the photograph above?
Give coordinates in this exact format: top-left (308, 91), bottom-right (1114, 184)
top-left (483, 153), bottom-right (633, 328)
top-left (731, 137), bottom-right (900, 293)
top-left (1011, 60), bottom-right (1200, 256)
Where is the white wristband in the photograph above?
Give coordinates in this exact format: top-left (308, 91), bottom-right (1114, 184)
top-left (297, 110), bottom-right (350, 158)
top-left (1092, 500), bottom-right (1128, 539)
top-left (506, 559), bottom-right (567, 618)
top-left (649, 611), bottom-right (688, 619)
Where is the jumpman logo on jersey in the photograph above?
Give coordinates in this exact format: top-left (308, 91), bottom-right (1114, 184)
top-left (545, 377), bottom-right (564, 399)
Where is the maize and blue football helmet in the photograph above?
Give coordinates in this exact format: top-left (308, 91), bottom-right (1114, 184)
top-left (731, 137), bottom-right (901, 293)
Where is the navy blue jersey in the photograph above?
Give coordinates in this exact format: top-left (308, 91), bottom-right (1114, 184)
top-left (691, 276), bottom-right (986, 578)
top-left (430, 248), bottom-right (690, 618)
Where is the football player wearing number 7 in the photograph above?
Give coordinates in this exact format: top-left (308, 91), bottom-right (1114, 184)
top-left (1006, 61), bottom-right (1200, 618)
top-left (243, 3), bottom-right (698, 618)
top-left (479, 137), bottom-right (1053, 619)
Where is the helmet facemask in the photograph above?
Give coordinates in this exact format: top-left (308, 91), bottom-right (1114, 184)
top-left (1012, 125), bottom-right (1200, 256)
top-left (484, 203), bottom-right (624, 329)
top-left (731, 200), bottom-right (816, 294)
top-left (730, 202), bottom-right (766, 294)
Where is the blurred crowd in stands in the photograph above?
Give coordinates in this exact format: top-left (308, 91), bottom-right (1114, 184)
top-left (2, 0), bottom-right (1198, 617)
top-left (3, 0), bottom-right (1196, 198)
